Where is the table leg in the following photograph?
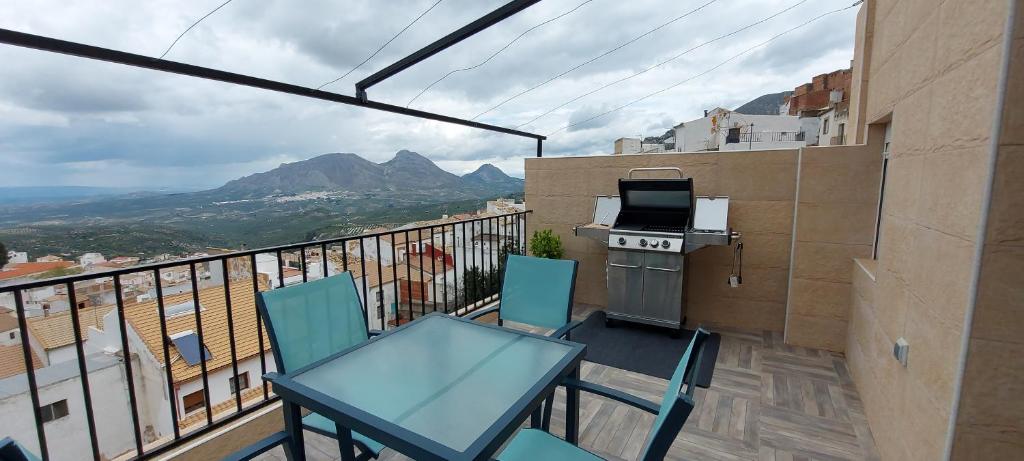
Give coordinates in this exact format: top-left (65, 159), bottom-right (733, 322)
top-left (282, 400), bottom-right (305, 461)
top-left (566, 365), bottom-right (580, 445)
top-left (531, 406), bottom-right (542, 429)
top-left (335, 423), bottom-right (357, 461)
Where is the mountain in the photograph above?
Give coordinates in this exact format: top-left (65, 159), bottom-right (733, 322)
top-left (209, 150), bottom-right (517, 200)
top-left (460, 164), bottom-right (524, 191)
top-left (734, 91), bottom-right (793, 115)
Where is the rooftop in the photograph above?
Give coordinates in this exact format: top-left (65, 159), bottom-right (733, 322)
top-left (27, 303), bottom-right (115, 350)
top-left (0, 343), bottom-right (43, 380)
top-left (0, 261), bottom-right (74, 281)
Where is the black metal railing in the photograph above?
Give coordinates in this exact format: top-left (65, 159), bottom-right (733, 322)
top-left (734, 131), bottom-right (806, 143)
top-left (0, 210), bottom-right (529, 461)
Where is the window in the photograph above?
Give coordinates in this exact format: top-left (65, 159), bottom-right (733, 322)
top-left (41, 400), bottom-right (69, 423)
top-left (182, 390), bottom-right (206, 414)
top-left (872, 122), bottom-right (893, 259)
top-left (8, 331), bottom-right (15, 340)
top-left (229, 372), bottom-right (250, 394)
top-left (822, 117), bottom-right (830, 134)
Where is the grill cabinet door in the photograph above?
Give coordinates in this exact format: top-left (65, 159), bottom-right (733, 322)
top-left (641, 252), bottom-right (684, 324)
top-left (607, 249), bottom-right (644, 317)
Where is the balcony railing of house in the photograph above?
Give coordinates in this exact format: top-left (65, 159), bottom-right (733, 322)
top-left (733, 131), bottom-right (806, 143)
top-left (0, 211), bottom-right (529, 461)
top-left (829, 134), bottom-right (846, 145)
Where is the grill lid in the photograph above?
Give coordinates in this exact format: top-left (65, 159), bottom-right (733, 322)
top-left (613, 178), bottom-right (695, 232)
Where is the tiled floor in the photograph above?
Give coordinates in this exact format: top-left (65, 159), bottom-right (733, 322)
top-left (254, 309), bottom-right (880, 461)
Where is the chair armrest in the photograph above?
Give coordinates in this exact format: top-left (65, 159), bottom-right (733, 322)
top-left (223, 431), bottom-right (289, 461)
top-left (465, 305), bottom-right (499, 320)
top-left (368, 330), bottom-right (383, 337)
top-left (550, 320), bottom-right (583, 339)
top-left (262, 372), bottom-right (282, 384)
top-left (563, 378), bottom-right (660, 415)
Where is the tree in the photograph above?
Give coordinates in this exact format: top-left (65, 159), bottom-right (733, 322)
top-left (461, 266), bottom-right (499, 305)
top-left (0, 242), bottom-right (7, 267)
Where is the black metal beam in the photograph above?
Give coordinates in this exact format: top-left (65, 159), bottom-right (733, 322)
top-left (355, 0), bottom-right (543, 100)
top-left (0, 28), bottom-right (545, 140)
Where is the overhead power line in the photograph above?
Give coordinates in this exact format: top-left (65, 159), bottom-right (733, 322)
top-left (548, 1), bottom-right (863, 136)
top-left (471, 0), bottom-right (719, 120)
top-left (515, 0), bottom-right (809, 129)
top-left (317, 0), bottom-right (444, 90)
top-left (158, 0), bottom-right (236, 60)
top-left (406, 0), bottom-right (595, 108)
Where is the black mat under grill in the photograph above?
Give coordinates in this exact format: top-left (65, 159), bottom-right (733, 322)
top-left (570, 311), bottom-right (720, 387)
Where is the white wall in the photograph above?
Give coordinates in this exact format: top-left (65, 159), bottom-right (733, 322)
top-left (174, 354), bottom-right (274, 421)
top-left (0, 354), bottom-right (138, 461)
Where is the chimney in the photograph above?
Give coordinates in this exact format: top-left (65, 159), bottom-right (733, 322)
top-left (704, 109), bottom-right (709, 117)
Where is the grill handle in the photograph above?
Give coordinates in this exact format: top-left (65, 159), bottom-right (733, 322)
top-left (609, 263), bottom-right (641, 269)
top-left (627, 167), bottom-right (683, 179)
top-left (645, 266), bottom-right (680, 272)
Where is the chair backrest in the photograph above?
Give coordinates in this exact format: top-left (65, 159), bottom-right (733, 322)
top-left (639, 328), bottom-right (710, 461)
top-left (256, 273), bottom-right (369, 373)
top-left (0, 437), bottom-right (41, 461)
top-left (498, 254), bottom-right (578, 330)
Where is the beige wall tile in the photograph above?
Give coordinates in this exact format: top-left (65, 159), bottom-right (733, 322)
top-left (795, 202), bottom-right (878, 245)
top-left (900, 376), bottom-right (951, 460)
top-left (716, 153), bottom-right (797, 201)
top-left (927, 44), bottom-right (1001, 152)
top-left (904, 294), bottom-right (964, 411)
top-left (971, 244), bottom-right (1024, 344)
top-left (792, 242), bottom-right (872, 284)
top-left (952, 427), bottom-right (1024, 460)
top-left (935, 0), bottom-right (1009, 72)
top-left (797, 160), bottom-right (883, 205)
top-left (788, 279), bottom-right (853, 321)
top-left (726, 200), bottom-right (795, 235)
top-left (998, 38), bottom-right (1024, 146)
top-left (784, 314), bottom-right (848, 352)
top-left (873, 269), bottom-right (909, 342)
top-left (917, 147), bottom-right (989, 241)
top-left (954, 337), bottom-right (1024, 451)
top-left (880, 156), bottom-right (922, 224)
top-left (985, 146), bottom-right (1024, 246)
top-left (907, 227), bottom-right (974, 329)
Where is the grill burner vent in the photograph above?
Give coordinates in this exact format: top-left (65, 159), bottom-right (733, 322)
top-left (641, 225), bottom-right (686, 233)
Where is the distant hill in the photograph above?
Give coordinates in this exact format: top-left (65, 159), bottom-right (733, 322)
top-left (210, 150), bottom-right (521, 200)
top-left (734, 91), bottom-right (793, 115)
top-left (460, 164), bottom-right (524, 190)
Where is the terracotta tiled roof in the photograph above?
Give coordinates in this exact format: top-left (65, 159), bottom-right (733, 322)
top-left (0, 262), bottom-right (74, 281)
top-left (122, 281), bottom-right (271, 384)
top-left (26, 304), bottom-right (115, 350)
top-left (0, 312), bottom-right (19, 333)
top-left (0, 343), bottom-right (43, 380)
top-left (346, 258), bottom-right (433, 290)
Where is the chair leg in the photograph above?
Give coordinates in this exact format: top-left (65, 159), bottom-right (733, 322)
top-left (566, 366), bottom-right (580, 445)
top-left (541, 393), bottom-right (555, 431)
top-left (335, 423), bottom-right (357, 461)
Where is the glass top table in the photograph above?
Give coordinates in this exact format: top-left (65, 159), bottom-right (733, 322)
top-left (268, 312), bottom-right (586, 461)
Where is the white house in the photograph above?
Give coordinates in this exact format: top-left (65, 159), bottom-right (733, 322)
top-left (0, 353), bottom-right (142, 461)
top-left (672, 108), bottom-right (812, 152)
top-left (78, 253), bottom-right (106, 267)
top-left (6, 251), bottom-right (28, 265)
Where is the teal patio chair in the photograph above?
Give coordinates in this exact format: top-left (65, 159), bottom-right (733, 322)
top-left (0, 437), bottom-right (41, 461)
top-left (497, 327), bottom-right (711, 461)
top-left (466, 254), bottom-right (581, 429)
top-left (466, 254), bottom-right (581, 339)
top-left (242, 273), bottom-right (386, 461)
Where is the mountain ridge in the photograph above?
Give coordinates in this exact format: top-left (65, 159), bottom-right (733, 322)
top-left (210, 150), bottom-right (522, 200)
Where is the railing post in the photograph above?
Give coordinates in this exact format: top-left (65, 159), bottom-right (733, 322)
top-left (13, 290), bottom-right (49, 461)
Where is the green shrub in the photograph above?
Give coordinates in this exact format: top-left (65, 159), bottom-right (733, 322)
top-left (529, 229), bottom-right (564, 259)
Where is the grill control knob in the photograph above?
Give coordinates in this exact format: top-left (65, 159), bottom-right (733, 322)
top-left (639, 238), bottom-right (647, 247)
top-left (649, 240), bottom-right (660, 248)
top-left (662, 240), bottom-right (671, 248)
top-left (617, 237), bottom-right (626, 246)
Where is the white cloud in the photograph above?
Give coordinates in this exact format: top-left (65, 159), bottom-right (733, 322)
top-left (0, 0), bottom-right (857, 188)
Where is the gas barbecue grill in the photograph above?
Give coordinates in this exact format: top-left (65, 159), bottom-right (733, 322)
top-left (574, 168), bottom-right (740, 335)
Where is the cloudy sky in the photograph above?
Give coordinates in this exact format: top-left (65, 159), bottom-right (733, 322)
top-left (0, 0), bottom-right (858, 189)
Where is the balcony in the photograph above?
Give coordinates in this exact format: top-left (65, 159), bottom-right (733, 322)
top-left (0, 202), bottom-right (886, 460)
top-left (726, 131), bottom-right (805, 144)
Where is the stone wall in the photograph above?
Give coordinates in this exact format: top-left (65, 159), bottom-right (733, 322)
top-left (845, 0), bottom-right (1015, 459)
top-left (525, 150), bottom-right (799, 333)
top-left (785, 143), bottom-right (882, 352)
top-left (951, 4), bottom-right (1024, 457)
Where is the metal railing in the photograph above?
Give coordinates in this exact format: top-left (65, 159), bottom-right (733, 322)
top-left (734, 131), bottom-right (806, 143)
top-left (0, 211), bottom-right (529, 461)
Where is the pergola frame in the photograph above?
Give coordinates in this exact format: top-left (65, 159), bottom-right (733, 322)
top-left (0, 0), bottom-right (549, 156)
